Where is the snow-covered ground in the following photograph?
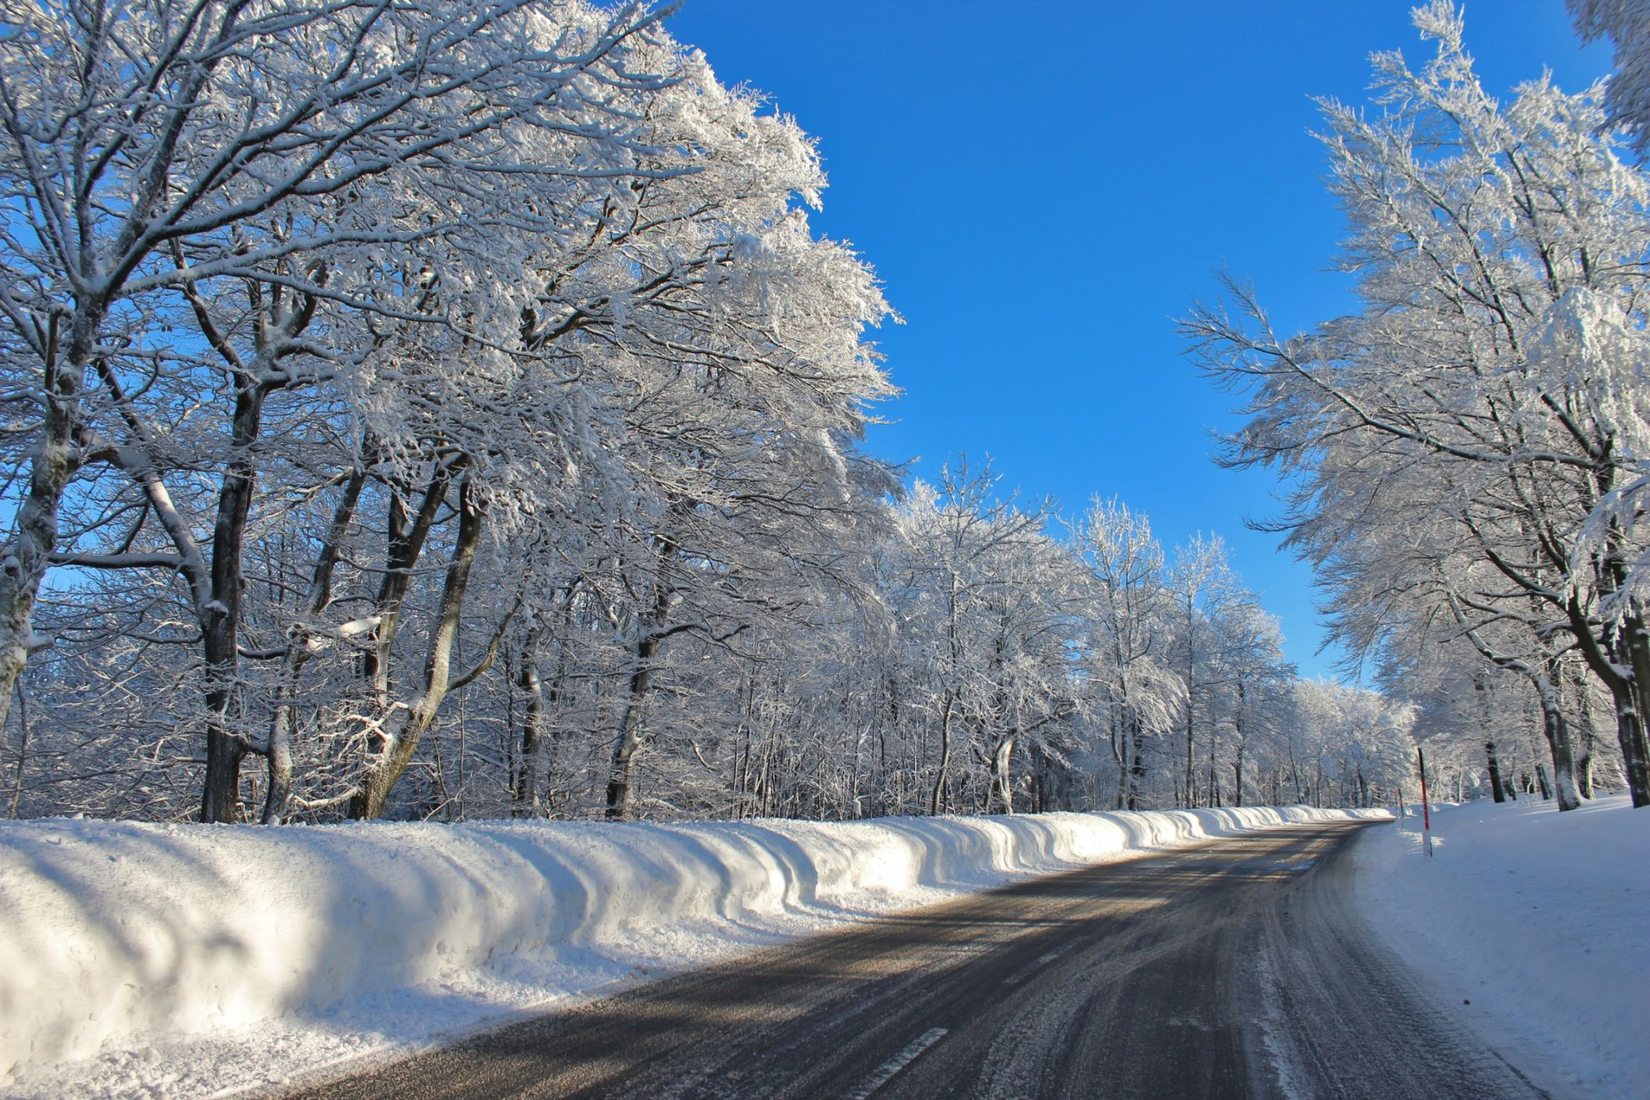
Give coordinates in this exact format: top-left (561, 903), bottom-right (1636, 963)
top-left (1352, 793), bottom-right (1649, 1100)
top-left (11, 799), bottom-right (1638, 1100)
top-left (1, 804), bottom-right (1376, 1099)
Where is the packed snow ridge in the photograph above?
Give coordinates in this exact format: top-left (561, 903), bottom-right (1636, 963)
top-left (0, 805), bottom-right (1376, 1094)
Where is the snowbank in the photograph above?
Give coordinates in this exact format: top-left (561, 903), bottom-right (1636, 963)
top-left (1353, 794), bottom-right (1649, 1100)
top-left (0, 804), bottom-right (1376, 1096)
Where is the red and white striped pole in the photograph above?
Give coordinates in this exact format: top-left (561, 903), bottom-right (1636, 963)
top-left (1417, 745), bottom-right (1434, 858)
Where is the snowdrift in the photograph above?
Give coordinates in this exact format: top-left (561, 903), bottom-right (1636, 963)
top-left (0, 804), bottom-right (1380, 1083)
top-left (1353, 795), bottom-right (1649, 1100)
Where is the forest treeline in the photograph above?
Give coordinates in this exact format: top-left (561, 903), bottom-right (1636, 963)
top-left (0, 1), bottom-right (1643, 824)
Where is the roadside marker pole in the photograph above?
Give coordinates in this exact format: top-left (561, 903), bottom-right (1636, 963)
top-left (1417, 745), bottom-right (1434, 858)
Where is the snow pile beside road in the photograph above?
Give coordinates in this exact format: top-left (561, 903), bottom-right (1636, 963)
top-left (0, 803), bottom-right (1376, 1096)
top-left (1353, 794), bottom-right (1648, 1100)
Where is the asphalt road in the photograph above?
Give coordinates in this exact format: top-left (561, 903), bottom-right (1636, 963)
top-left (287, 820), bottom-right (1547, 1099)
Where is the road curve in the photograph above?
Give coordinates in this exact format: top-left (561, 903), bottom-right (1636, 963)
top-left (284, 821), bottom-right (1546, 1099)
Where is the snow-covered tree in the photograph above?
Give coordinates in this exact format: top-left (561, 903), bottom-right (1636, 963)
top-left (0, 0), bottom-right (684, 819)
top-left (1166, 535), bottom-right (1242, 807)
top-left (1066, 499), bottom-right (1184, 810)
top-left (885, 463), bottom-right (1066, 815)
top-left (1570, 0), bottom-right (1650, 148)
top-left (1186, 2), bottom-right (1650, 808)
top-left (1204, 599), bottom-right (1293, 807)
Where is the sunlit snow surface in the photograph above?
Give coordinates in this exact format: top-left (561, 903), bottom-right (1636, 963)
top-left (12, 801), bottom-right (1642, 1098)
top-left (0, 805), bottom-right (1385, 1098)
top-left (1353, 794), bottom-right (1648, 1100)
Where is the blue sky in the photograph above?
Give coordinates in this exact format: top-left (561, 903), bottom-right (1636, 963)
top-left (665, 1), bottom-right (1613, 681)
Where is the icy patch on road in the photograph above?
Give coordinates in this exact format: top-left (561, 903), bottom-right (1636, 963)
top-left (1352, 794), bottom-right (1648, 1100)
top-left (0, 804), bottom-right (1380, 1098)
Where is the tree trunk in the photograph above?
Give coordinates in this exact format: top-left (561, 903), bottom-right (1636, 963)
top-left (1484, 741), bottom-right (1506, 803)
top-left (262, 463), bottom-right (367, 824)
top-left (0, 314), bottom-right (82, 747)
top-left (195, 289), bottom-right (321, 822)
top-left (1568, 597), bottom-right (1650, 807)
top-left (1183, 705), bottom-right (1196, 808)
top-left (1112, 711), bottom-right (1129, 811)
top-left (1474, 673), bottom-right (1507, 803)
top-left (1128, 731), bottom-right (1146, 811)
top-left (930, 692), bottom-right (956, 816)
top-left (513, 627), bottom-right (545, 814)
top-left (931, 571), bottom-right (962, 819)
top-left (606, 611), bottom-right (668, 820)
top-left (200, 382), bottom-right (267, 822)
top-left (8, 680), bottom-right (31, 819)
top-left (1564, 658), bottom-right (1596, 798)
top-left (603, 506), bottom-right (689, 821)
top-left (1207, 722), bottom-right (1220, 808)
top-left (1622, 614), bottom-right (1650, 806)
top-left (988, 733), bottom-right (1017, 815)
top-left (369, 467), bottom-right (453, 674)
top-left (351, 476), bottom-right (488, 820)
